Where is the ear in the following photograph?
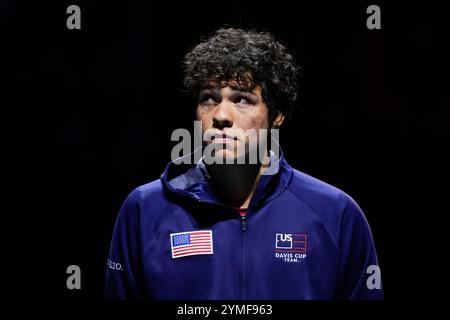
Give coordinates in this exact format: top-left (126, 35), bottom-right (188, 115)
top-left (271, 112), bottom-right (285, 128)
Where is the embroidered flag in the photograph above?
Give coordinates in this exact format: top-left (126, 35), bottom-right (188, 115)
top-left (170, 230), bottom-right (213, 259)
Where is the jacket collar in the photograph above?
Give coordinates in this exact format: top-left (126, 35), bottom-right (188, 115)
top-left (161, 145), bottom-right (293, 210)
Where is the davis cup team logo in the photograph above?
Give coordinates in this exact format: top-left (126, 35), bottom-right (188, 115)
top-left (275, 233), bottom-right (307, 263)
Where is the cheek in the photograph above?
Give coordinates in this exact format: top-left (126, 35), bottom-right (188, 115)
top-left (196, 109), bottom-right (213, 129)
top-left (250, 118), bottom-right (259, 129)
top-left (246, 115), bottom-right (269, 131)
top-left (248, 106), bottom-right (269, 130)
top-left (196, 108), bottom-right (207, 121)
top-left (195, 108), bottom-right (204, 120)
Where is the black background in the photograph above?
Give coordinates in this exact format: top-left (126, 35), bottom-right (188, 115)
top-left (6, 0), bottom-right (450, 299)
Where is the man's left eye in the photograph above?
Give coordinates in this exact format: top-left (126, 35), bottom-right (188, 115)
top-left (236, 97), bottom-right (251, 104)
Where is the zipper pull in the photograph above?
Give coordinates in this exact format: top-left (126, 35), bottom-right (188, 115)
top-left (240, 215), bottom-right (247, 232)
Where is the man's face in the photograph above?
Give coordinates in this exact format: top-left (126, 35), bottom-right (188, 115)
top-left (196, 83), bottom-right (277, 162)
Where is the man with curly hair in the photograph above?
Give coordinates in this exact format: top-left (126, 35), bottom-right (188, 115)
top-left (105, 28), bottom-right (383, 300)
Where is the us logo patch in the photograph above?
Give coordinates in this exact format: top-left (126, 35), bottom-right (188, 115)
top-left (275, 233), bottom-right (307, 263)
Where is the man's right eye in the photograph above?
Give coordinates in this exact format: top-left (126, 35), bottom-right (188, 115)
top-left (199, 95), bottom-right (217, 105)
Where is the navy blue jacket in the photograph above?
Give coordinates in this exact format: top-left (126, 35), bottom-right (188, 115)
top-left (105, 151), bottom-right (383, 299)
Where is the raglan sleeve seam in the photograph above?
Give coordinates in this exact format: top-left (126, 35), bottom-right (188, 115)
top-left (286, 189), bottom-right (340, 253)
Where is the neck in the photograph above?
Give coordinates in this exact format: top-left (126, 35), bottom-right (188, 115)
top-left (205, 153), bottom-right (271, 208)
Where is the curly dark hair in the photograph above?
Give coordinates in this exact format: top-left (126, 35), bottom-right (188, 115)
top-left (182, 28), bottom-right (300, 121)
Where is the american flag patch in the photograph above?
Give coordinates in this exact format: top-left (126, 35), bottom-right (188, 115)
top-left (170, 230), bottom-right (213, 259)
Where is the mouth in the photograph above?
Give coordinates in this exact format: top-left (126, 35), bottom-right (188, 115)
top-left (211, 133), bottom-right (238, 144)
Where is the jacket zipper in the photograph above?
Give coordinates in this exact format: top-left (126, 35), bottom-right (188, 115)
top-left (240, 215), bottom-right (247, 231)
top-left (239, 210), bottom-right (248, 299)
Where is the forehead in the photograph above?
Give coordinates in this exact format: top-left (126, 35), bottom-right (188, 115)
top-left (200, 79), bottom-right (260, 94)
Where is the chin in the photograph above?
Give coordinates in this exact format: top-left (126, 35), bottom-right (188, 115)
top-left (215, 150), bottom-right (237, 162)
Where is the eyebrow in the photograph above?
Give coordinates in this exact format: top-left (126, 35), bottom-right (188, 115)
top-left (199, 87), bottom-right (257, 97)
top-left (227, 83), bottom-right (255, 93)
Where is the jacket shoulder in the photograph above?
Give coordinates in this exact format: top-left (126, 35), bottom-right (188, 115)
top-left (287, 169), bottom-right (367, 248)
top-left (131, 179), bottom-right (165, 200)
top-left (288, 169), bottom-right (350, 208)
top-left (119, 178), bottom-right (177, 226)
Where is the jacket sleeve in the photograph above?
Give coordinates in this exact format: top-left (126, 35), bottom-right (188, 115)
top-left (336, 196), bottom-right (384, 300)
top-left (104, 189), bottom-right (144, 299)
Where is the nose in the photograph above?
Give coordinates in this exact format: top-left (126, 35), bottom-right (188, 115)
top-left (212, 102), bottom-right (233, 130)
